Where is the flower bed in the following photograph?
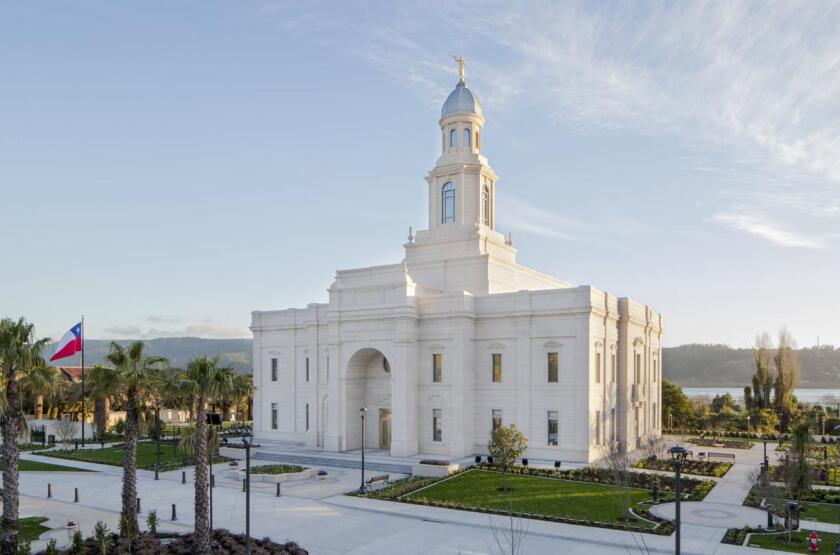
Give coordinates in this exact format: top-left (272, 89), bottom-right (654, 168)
top-left (35, 529), bottom-right (307, 554)
top-left (251, 464), bottom-right (306, 475)
top-left (634, 457), bottom-right (732, 477)
top-left (472, 464), bottom-right (716, 500)
top-left (768, 464), bottom-right (840, 486)
top-left (687, 437), bottom-right (752, 450)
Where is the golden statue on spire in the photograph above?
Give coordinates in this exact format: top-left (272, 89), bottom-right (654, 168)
top-left (452, 55), bottom-right (465, 82)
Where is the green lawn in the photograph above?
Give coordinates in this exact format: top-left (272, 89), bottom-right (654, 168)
top-left (748, 530), bottom-right (840, 553)
top-left (0, 517), bottom-right (50, 543)
top-left (42, 442), bottom-right (230, 471)
top-left (404, 470), bottom-right (655, 528)
top-left (762, 499), bottom-right (840, 525)
top-left (0, 458), bottom-right (90, 472)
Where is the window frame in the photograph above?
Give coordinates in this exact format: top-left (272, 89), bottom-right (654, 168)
top-left (492, 409), bottom-right (502, 432)
top-left (441, 182), bottom-right (456, 224)
top-left (491, 353), bottom-right (502, 383)
top-left (481, 183), bottom-right (491, 226)
top-left (305, 357), bottom-right (310, 383)
top-left (432, 409), bottom-right (442, 442)
top-left (449, 128), bottom-right (456, 148)
top-left (270, 358), bottom-right (278, 382)
top-left (547, 411), bottom-right (559, 446)
top-left (270, 403), bottom-right (278, 430)
top-left (463, 127), bottom-right (471, 148)
top-left (595, 351), bottom-right (602, 384)
top-left (547, 352), bottom-right (559, 383)
top-left (432, 353), bottom-right (443, 383)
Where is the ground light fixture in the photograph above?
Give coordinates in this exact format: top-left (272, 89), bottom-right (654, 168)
top-left (669, 445), bottom-right (688, 555)
top-left (358, 408), bottom-right (368, 494)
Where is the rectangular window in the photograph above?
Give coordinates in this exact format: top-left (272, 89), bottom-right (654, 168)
top-left (547, 411), bottom-right (558, 446)
top-left (634, 353), bottom-right (641, 383)
top-left (432, 353), bottom-right (442, 383)
top-left (305, 357), bottom-right (310, 382)
top-left (595, 352), bottom-right (602, 384)
top-left (432, 409), bottom-right (442, 442)
top-left (271, 358), bottom-right (278, 382)
top-left (547, 352), bottom-right (558, 383)
top-left (305, 403), bottom-right (310, 431)
top-left (492, 353), bottom-right (502, 383)
top-left (653, 359), bottom-right (658, 382)
top-left (271, 403), bottom-right (278, 430)
top-left (326, 356), bottom-right (330, 382)
top-left (611, 409), bottom-right (616, 441)
top-left (596, 410), bottom-right (601, 445)
top-left (492, 409), bottom-right (502, 432)
top-left (610, 353), bottom-right (616, 383)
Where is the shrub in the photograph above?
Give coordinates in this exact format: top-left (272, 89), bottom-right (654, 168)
top-left (250, 464), bottom-right (306, 475)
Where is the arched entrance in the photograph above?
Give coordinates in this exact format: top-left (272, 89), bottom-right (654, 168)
top-left (344, 348), bottom-right (392, 452)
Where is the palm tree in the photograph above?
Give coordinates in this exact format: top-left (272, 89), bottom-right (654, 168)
top-left (0, 318), bottom-right (49, 555)
top-left (220, 373), bottom-right (253, 423)
top-left (104, 341), bottom-right (167, 540)
top-left (86, 365), bottom-right (121, 439)
top-left (19, 364), bottom-right (58, 420)
top-left (179, 356), bottom-right (233, 554)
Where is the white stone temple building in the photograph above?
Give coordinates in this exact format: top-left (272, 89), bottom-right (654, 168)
top-left (251, 65), bottom-right (663, 463)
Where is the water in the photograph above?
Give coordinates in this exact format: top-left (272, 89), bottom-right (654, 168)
top-left (683, 387), bottom-right (840, 405)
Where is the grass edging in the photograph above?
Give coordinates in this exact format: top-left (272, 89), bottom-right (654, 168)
top-left (352, 468), bottom-right (676, 535)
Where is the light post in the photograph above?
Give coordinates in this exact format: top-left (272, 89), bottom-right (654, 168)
top-left (834, 426), bottom-right (840, 555)
top-left (154, 405), bottom-right (161, 481)
top-left (243, 433), bottom-right (253, 555)
top-left (669, 445), bottom-right (688, 555)
top-left (760, 433), bottom-right (770, 485)
top-left (747, 414), bottom-right (751, 432)
top-left (358, 408), bottom-right (368, 494)
top-left (207, 412), bottom-right (221, 536)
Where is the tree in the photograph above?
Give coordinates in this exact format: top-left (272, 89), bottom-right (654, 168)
top-left (19, 365), bottom-right (57, 420)
top-left (488, 424), bottom-right (528, 475)
top-left (751, 332), bottom-right (775, 410)
top-left (785, 422), bottom-right (812, 501)
top-left (86, 365), bottom-right (120, 439)
top-left (104, 341), bottom-right (167, 541)
top-left (711, 392), bottom-right (737, 414)
top-left (774, 328), bottom-right (800, 432)
top-left (179, 356), bottom-right (233, 554)
top-left (0, 318), bottom-right (49, 555)
top-left (661, 379), bottom-right (695, 428)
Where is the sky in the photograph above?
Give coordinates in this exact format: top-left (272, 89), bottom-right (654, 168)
top-left (1, 1), bottom-right (839, 348)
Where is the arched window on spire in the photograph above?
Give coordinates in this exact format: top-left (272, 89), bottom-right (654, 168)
top-left (442, 182), bottom-right (455, 224)
top-left (463, 128), bottom-right (471, 149)
top-left (449, 129), bottom-right (456, 149)
top-left (482, 183), bottom-right (491, 226)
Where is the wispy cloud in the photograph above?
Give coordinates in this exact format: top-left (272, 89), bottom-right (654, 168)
top-left (497, 193), bottom-right (586, 241)
top-left (711, 211), bottom-right (828, 249)
top-left (263, 1), bottom-right (840, 246)
top-left (101, 322), bottom-right (248, 339)
top-left (146, 315), bottom-right (182, 324)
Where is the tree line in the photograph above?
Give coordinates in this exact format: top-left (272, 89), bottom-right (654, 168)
top-left (0, 317), bottom-right (253, 555)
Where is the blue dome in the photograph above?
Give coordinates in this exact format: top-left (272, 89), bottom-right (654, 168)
top-left (441, 81), bottom-right (482, 117)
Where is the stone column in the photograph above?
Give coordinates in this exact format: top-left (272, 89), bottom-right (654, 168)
top-left (447, 309), bottom-right (475, 458)
top-left (390, 312), bottom-right (419, 457)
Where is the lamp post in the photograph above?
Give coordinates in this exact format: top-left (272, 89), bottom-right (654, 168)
top-left (669, 445), bottom-right (688, 555)
top-left (834, 426), bottom-right (840, 555)
top-left (747, 414), bottom-right (751, 432)
top-left (358, 408), bottom-right (368, 494)
top-left (154, 405), bottom-right (161, 481)
top-left (243, 433), bottom-right (253, 555)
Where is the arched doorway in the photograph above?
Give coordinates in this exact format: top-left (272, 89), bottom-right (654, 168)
top-left (344, 348), bottom-right (392, 452)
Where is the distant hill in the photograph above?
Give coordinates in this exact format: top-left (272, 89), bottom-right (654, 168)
top-left (48, 337), bottom-right (253, 375)
top-left (663, 344), bottom-right (840, 388)
top-left (47, 338), bottom-right (840, 387)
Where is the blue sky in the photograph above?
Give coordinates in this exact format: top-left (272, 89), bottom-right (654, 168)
top-left (2, 1), bottom-right (838, 347)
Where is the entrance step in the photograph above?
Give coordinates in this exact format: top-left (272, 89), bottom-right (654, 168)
top-left (252, 450), bottom-right (414, 474)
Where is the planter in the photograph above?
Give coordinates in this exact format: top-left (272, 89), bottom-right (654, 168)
top-left (412, 462), bottom-right (460, 477)
top-left (227, 467), bottom-right (316, 483)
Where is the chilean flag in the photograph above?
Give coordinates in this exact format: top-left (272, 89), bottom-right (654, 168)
top-left (50, 322), bottom-right (83, 362)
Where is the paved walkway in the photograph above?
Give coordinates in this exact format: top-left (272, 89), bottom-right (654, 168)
top-left (15, 442), bottom-right (840, 554)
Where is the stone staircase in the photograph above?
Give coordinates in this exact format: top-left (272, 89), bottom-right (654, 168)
top-left (252, 450), bottom-right (415, 474)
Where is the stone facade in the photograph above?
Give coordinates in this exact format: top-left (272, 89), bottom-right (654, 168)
top-left (251, 71), bottom-right (663, 463)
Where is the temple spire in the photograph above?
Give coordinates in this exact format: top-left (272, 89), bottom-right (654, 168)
top-left (452, 55), bottom-right (465, 83)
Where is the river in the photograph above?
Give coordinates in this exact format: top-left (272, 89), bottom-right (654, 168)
top-left (683, 387), bottom-right (840, 405)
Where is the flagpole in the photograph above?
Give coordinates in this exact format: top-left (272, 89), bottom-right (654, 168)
top-left (81, 314), bottom-right (85, 447)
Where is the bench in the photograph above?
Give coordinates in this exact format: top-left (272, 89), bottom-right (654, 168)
top-left (706, 452), bottom-right (736, 461)
top-left (365, 474), bottom-right (390, 487)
